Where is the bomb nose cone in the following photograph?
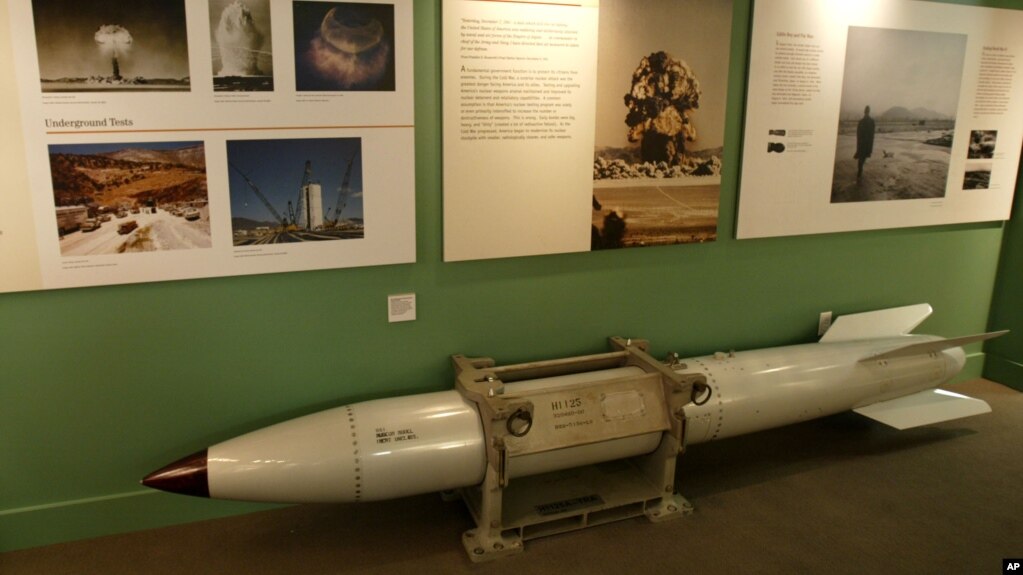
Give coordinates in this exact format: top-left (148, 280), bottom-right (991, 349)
top-left (142, 450), bottom-right (210, 498)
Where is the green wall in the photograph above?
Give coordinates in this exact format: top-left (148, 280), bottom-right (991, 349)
top-left (985, 158), bottom-right (1023, 388)
top-left (1, 0), bottom-right (1020, 552)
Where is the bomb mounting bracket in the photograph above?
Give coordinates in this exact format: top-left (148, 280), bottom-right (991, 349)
top-left (451, 337), bottom-right (706, 562)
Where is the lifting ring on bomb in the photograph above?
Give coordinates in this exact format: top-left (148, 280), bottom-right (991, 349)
top-left (506, 408), bottom-right (533, 437)
top-left (691, 382), bottom-right (712, 406)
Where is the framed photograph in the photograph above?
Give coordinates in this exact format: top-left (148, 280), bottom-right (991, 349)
top-left (590, 0), bottom-right (732, 250)
top-left (49, 141), bottom-right (210, 255)
top-left (294, 1), bottom-right (396, 92)
top-left (210, 0), bottom-right (274, 92)
top-left (227, 137), bottom-right (364, 245)
top-left (31, 0), bottom-right (191, 92)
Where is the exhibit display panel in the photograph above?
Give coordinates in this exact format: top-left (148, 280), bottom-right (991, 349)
top-left (2, 0), bottom-right (416, 293)
top-left (736, 0), bottom-right (1023, 239)
top-left (442, 0), bottom-right (734, 261)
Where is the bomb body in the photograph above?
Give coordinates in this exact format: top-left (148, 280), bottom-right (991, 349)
top-left (144, 305), bottom-right (1000, 503)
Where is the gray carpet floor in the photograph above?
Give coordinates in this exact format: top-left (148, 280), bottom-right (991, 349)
top-left (2, 379), bottom-right (1020, 574)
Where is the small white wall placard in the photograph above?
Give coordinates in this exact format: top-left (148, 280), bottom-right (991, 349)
top-left (388, 293), bottom-right (416, 323)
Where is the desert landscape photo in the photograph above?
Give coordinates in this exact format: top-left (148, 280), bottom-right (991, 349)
top-left (50, 142), bottom-right (210, 255)
top-left (831, 26), bottom-right (967, 203)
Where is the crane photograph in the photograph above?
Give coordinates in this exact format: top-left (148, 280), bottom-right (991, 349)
top-left (227, 137), bottom-right (364, 245)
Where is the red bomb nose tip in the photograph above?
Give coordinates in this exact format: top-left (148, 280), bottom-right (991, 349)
top-left (142, 449), bottom-right (210, 498)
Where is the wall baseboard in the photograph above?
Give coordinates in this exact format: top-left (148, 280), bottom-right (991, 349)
top-left (0, 490), bottom-right (281, 553)
top-left (983, 353), bottom-right (1023, 391)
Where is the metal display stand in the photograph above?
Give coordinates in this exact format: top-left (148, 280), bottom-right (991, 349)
top-left (452, 337), bottom-right (708, 562)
